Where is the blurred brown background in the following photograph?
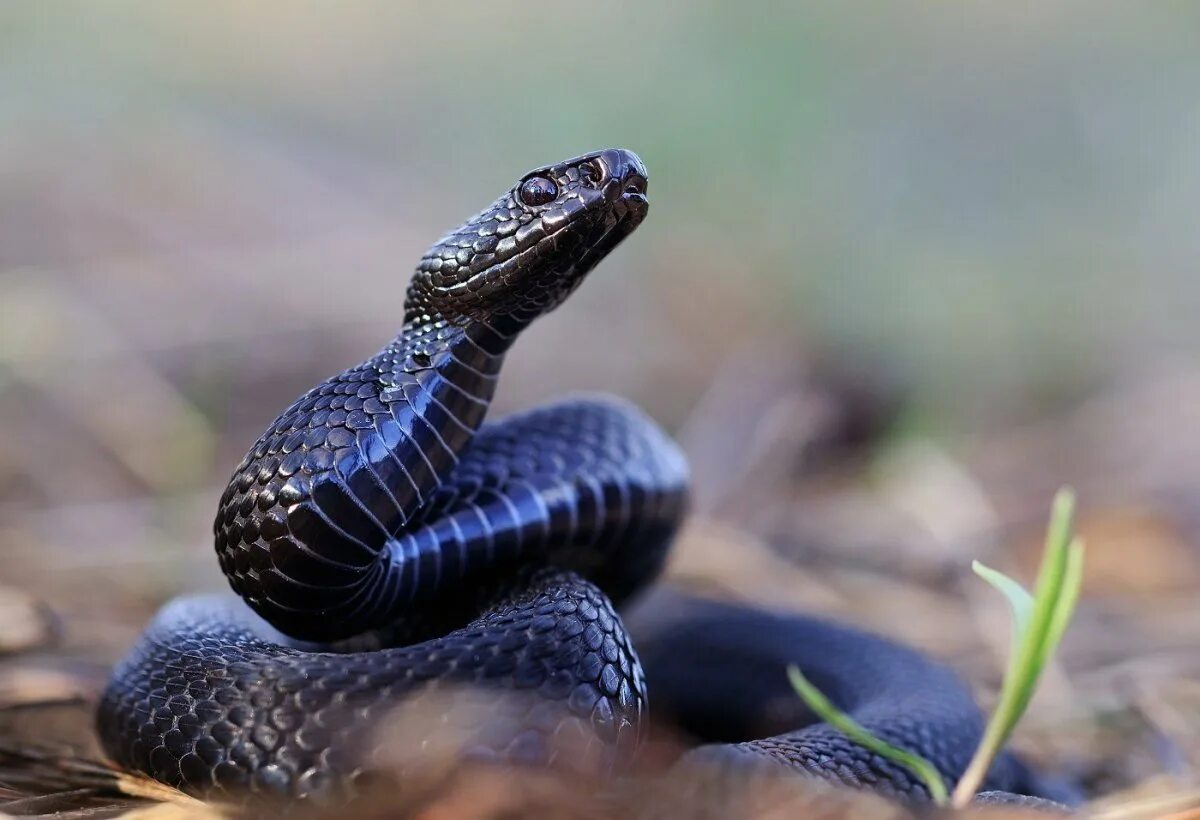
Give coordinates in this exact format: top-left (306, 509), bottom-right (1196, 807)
top-left (1, 3), bottom-right (1199, 815)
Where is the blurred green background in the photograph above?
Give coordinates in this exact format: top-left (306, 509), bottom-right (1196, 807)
top-left (6, 3), bottom-right (1197, 413)
top-left (1, 1), bottom-right (1198, 549)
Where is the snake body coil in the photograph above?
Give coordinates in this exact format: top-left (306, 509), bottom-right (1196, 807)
top-left (98, 149), bottom-right (1058, 806)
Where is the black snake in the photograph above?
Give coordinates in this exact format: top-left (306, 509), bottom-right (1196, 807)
top-left (97, 149), bottom-right (1067, 809)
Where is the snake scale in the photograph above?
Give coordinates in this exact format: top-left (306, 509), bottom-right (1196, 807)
top-left (97, 149), bottom-right (1065, 809)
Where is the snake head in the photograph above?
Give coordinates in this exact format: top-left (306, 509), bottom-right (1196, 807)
top-left (405, 148), bottom-right (648, 324)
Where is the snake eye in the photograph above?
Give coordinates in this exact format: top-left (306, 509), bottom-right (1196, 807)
top-left (518, 176), bottom-right (558, 207)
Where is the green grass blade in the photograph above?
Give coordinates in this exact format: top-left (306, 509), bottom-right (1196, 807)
top-left (787, 665), bottom-right (949, 805)
top-left (1042, 537), bottom-right (1085, 668)
top-left (951, 487), bottom-right (1084, 807)
top-left (1007, 487), bottom-right (1075, 719)
top-left (972, 559), bottom-right (1033, 653)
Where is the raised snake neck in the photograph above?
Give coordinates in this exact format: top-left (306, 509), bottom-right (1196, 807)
top-left (97, 149), bottom-right (1066, 809)
top-left (212, 148), bottom-right (658, 642)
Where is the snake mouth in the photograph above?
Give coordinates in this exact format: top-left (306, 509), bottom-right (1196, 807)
top-left (570, 194), bottom-right (646, 280)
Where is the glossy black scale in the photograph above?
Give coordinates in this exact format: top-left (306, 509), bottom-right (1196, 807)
top-left (98, 149), bottom-right (1067, 809)
top-left (99, 149), bottom-right (680, 801)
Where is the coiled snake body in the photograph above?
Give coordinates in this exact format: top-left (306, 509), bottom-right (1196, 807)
top-left (98, 149), bottom-right (1059, 806)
